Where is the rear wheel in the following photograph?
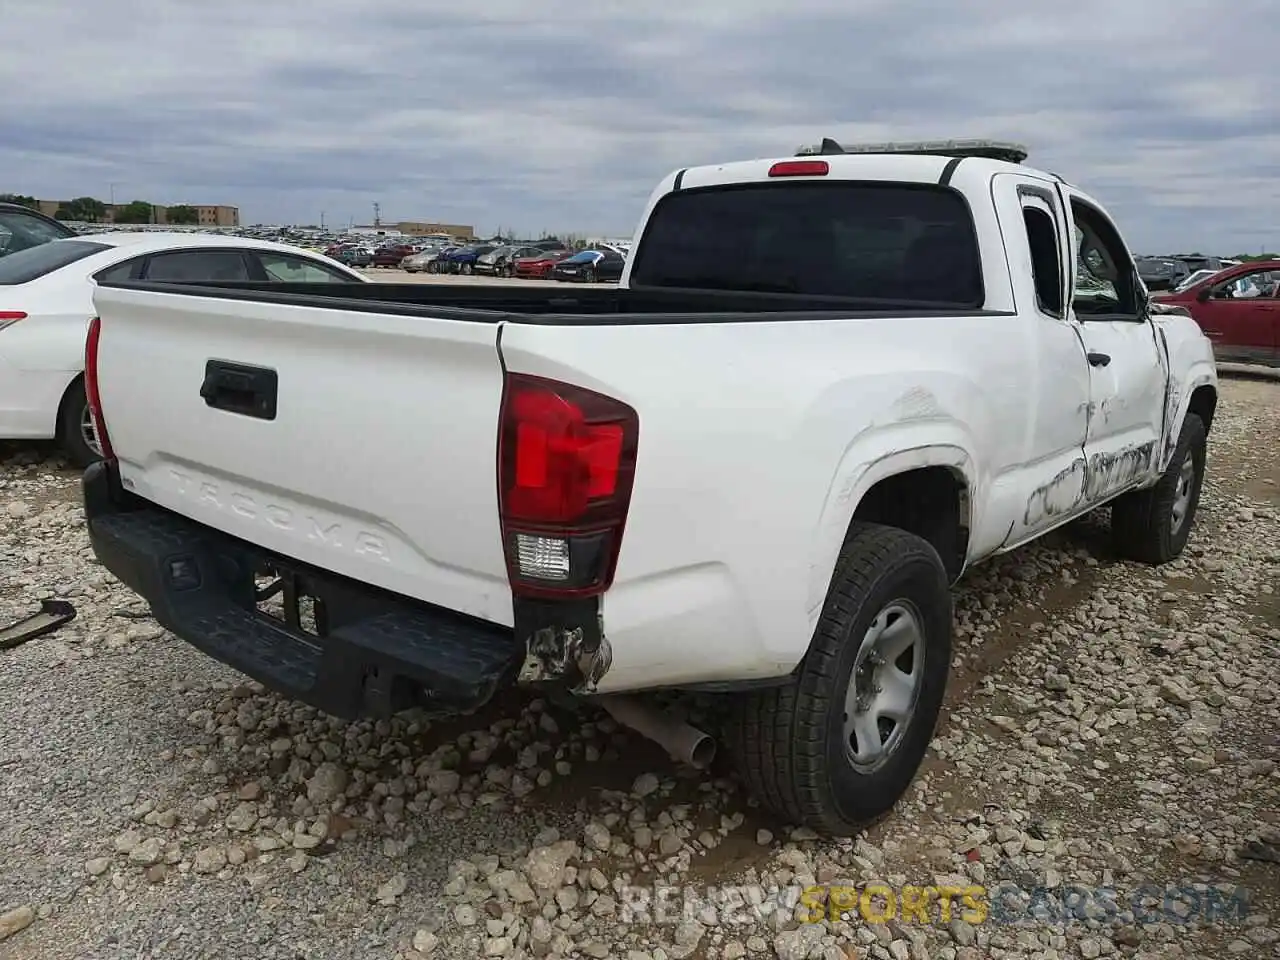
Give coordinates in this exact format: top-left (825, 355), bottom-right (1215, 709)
top-left (583, 266), bottom-right (598, 283)
top-left (461, 263), bottom-right (473, 276)
top-left (57, 378), bottom-right (103, 468)
top-left (728, 522), bottom-right (952, 835)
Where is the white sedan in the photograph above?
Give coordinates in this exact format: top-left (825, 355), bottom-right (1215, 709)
top-left (0, 232), bottom-right (368, 465)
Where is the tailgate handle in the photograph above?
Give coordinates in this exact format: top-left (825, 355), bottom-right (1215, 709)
top-left (199, 360), bottom-right (278, 421)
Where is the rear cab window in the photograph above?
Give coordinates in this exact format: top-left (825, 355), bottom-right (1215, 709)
top-left (628, 181), bottom-right (984, 306)
top-left (0, 239), bottom-right (111, 285)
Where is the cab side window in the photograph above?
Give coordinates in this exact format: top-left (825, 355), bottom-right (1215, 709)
top-left (1210, 268), bottom-right (1275, 299)
top-left (1069, 200), bottom-right (1141, 320)
top-left (1022, 204), bottom-right (1064, 317)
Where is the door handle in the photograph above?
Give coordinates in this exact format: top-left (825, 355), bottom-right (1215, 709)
top-left (200, 360), bottom-right (278, 420)
top-left (1087, 352), bottom-right (1111, 367)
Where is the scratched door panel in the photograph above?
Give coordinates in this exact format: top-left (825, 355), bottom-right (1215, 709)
top-left (1075, 319), bottom-right (1165, 502)
top-left (1059, 186), bottom-right (1166, 506)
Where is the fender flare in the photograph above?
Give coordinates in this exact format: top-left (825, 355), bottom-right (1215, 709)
top-left (1160, 365), bottom-right (1217, 471)
top-left (805, 422), bottom-right (979, 616)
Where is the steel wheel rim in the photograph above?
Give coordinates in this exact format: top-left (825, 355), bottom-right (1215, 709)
top-left (81, 403), bottom-right (103, 458)
top-left (1170, 452), bottom-right (1195, 534)
top-left (843, 600), bottom-right (925, 772)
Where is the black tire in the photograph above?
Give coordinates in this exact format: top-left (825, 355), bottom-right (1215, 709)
top-left (461, 263), bottom-right (473, 276)
top-left (728, 522), bottom-right (952, 835)
top-left (1110, 413), bottom-right (1206, 565)
top-left (57, 378), bottom-right (102, 468)
top-left (583, 266), bottom-right (598, 283)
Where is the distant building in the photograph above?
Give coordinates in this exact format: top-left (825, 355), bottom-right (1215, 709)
top-left (346, 225), bottom-right (405, 238)
top-left (345, 221), bottom-right (475, 241)
top-left (35, 200), bottom-right (239, 227)
top-left (190, 205), bottom-right (239, 227)
top-left (394, 221), bottom-right (475, 240)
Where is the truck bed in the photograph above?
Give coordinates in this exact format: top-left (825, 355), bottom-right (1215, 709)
top-left (97, 279), bottom-right (1012, 322)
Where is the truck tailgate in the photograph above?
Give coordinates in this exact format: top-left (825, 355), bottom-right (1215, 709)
top-left (90, 285), bottom-right (513, 626)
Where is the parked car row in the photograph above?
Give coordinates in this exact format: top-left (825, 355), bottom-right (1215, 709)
top-left (1137, 254), bottom-right (1243, 291)
top-left (396, 240), bottom-right (629, 283)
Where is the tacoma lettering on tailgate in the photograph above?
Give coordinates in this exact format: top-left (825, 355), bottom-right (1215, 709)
top-left (167, 468), bottom-right (392, 562)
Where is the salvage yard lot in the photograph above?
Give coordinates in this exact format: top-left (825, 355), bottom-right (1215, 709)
top-left (357, 269), bottom-right (558, 286)
top-left (0, 376), bottom-right (1277, 960)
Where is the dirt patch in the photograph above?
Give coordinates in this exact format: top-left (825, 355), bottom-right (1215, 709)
top-left (1209, 375), bottom-right (1280, 504)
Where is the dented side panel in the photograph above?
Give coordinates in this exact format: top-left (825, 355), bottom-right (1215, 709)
top-left (1153, 311), bottom-right (1219, 470)
top-left (1072, 309), bottom-right (1168, 502)
top-left (1023, 457), bottom-right (1087, 527)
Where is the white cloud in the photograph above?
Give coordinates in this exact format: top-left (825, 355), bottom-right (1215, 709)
top-left (2, 0), bottom-right (1275, 251)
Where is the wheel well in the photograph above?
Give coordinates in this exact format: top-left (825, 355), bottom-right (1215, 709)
top-left (54, 373), bottom-right (86, 440)
top-left (1187, 384), bottom-right (1217, 434)
top-left (851, 466), bottom-right (969, 581)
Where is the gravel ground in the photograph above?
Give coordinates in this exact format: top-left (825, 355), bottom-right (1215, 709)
top-left (1, 376), bottom-right (1277, 960)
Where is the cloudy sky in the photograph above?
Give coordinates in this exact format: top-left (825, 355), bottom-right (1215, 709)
top-left (3, 1), bottom-right (1276, 253)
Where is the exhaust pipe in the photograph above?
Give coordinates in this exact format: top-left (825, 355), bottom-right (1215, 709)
top-left (599, 695), bottom-right (716, 769)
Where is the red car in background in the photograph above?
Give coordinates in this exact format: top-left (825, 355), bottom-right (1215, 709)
top-left (371, 244), bottom-right (417, 268)
top-left (512, 248), bottom-right (571, 279)
top-left (1153, 259), bottom-right (1280, 367)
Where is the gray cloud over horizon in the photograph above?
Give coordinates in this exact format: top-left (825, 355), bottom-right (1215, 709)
top-left (3, 0), bottom-right (1276, 253)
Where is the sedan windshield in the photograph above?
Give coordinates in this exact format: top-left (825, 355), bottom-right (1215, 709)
top-left (1173, 268), bottom-right (1221, 292)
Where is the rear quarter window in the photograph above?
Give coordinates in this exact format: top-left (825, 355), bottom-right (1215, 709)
top-left (628, 181), bottom-right (984, 306)
top-left (0, 240), bottom-right (111, 285)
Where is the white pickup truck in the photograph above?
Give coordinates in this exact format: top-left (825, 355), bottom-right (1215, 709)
top-left (83, 140), bottom-right (1217, 836)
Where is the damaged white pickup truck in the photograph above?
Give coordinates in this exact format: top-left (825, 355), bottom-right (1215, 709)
top-left (83, 139), bottom-right (1217, 836)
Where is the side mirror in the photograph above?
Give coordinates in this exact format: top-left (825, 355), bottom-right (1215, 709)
top-left (1196, 287), bottom-right (1212, 303)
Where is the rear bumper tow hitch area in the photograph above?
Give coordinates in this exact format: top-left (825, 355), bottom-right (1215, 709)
top-left (81, 459), bottom-right (523, 721)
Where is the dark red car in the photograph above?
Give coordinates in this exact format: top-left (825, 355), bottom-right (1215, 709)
top-left (371, 244), bottom-right (416, 268)
top-left (1153, 260), bottom-right (1280, 367)
top-left (512, 248), bottom-right (571, 279)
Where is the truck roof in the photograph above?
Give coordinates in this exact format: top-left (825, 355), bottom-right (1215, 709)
top-left (796, 137), bottom-right (1030, 165)
top-left (668, 146), bottom-right (1063, 196)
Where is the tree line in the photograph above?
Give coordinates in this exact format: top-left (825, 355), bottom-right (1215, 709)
top-left (0, 193), bottom-right (199, 225)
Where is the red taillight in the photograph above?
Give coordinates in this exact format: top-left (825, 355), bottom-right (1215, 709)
top-left (498, 373), bottom-right (638, 598)
top-left (84, 316), bottom-right (114, 461)
top-left (0, 311), bottom-right (26, 331)
top-left (767, 160), bottom-right (829, 177)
